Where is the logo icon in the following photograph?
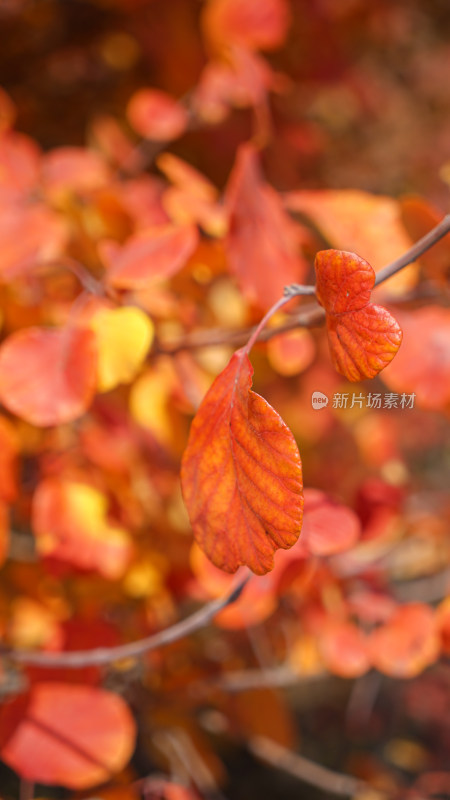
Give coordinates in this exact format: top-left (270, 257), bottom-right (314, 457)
top-left (312, 391), bottom-right (329, 409)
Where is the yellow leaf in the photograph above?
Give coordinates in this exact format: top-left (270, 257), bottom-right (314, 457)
top-left (89, 307), bottom-right (154, 392)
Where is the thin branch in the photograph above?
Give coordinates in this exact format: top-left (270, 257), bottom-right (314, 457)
top-left (215, 666), bottom-right (327, 692)
top-left (155, 214), bottom-right (450, 355)
top-left (374, 213), bottom-right (450, 285)
top-left (3, 573), bottom-right (250, 669)
top-left (154, 301), bottom-right (325, 355)
top-left (249, 736), bottom-right (368, 798)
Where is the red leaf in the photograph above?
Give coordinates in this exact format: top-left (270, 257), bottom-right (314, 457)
top-left (105, 224), bottom-right (199, 289)
top-left (319, 620), bottom-right (370, 678)
top-left (369, 604), bottom-right (439, 678)
top-left (126, 89), bottom-right (188, 141)
top-left (315, 250), bottom-right (403, 381)
top-left (0, 683), bottom-right (136, 789)
top-left (32, 478), bottom-right (133, 578)
top-left (0, 325), bottom-right (97, 427)
top-left (302, 489), bottom-right (361, 557)
top-left (381, 307), bottom-right (450, 410)
top-left (201, 0), bottom-right (291, 53)
top-left (181, 348), bottom-right (303, 575)
top-left (225, 144), bottom-right (306, 309)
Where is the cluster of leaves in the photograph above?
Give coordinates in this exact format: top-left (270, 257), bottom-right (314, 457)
top-left (0, 0), bottom-right (450, 798)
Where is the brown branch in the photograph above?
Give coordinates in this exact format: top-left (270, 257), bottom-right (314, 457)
top-left (3, 574), bottom-right (250, 669)
top-left (249, 736), bottom-right (369, 798)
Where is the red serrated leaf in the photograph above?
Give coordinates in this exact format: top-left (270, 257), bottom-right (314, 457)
top-left (104, 224), bottom-right (199, 289)
top-left (0, 325), bottom-right (97, 426)
top-left (225, 144), bottom-right (306, 309)
top-left (126, 89), bottom-right (188, 141)
top-left (181, 348), bottom-right (303, 575)
top-left (369, 603), bottom-right (439, 678)
top-left (0, 683), bottom-right (136, 789)
top-left (315, 250), bottom-right (403, 381)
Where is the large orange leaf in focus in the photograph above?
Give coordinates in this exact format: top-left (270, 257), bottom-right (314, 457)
top-left (225, 144), bottom-right (306, 309)
top-left (381, 307), bottom-right (450, 410)
top-left (285, 189), bottom-right (417, 292)
top-left (0, 325), bottom-right (97, 426)
top-left (202, 0), bottom-right (291, 53)
top-left (0, 683), bottom-right (136, 789)
top-left (126, 89), bottom-right (188, 141)
top-left (369, 604), bottom-right (440, 678)
top-left (181, 348), bottom-right (303, 575)
top-left (32, 479), bottom-right (133, 579)
top-left (315, 250), bottom-right (403, 382)
top-left (104, 224), bottom-right (198, 289)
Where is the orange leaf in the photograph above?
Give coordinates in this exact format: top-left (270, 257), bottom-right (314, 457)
top-left (202, 0), bottom-right (291, 53)
top-left (104, 224), bottom-right (198, 289)
top-left (302, 489), bottom-right (361, 557)
top-left (0, 683), bottom-right (136, 789)
top-left (315, 250), bottom-right (403, 382)
top-left (32, 479), bottom-right (133, 579)
top-left (381, 307), bottom-right (450, 410)
top-left (0, 325), bottom-right (97, 426)
top-left (181, 348), bottom-right (303, 575)
top-left (319, 620), bottom-right (370, 678)
top-left (369, 604), bottom-right (439, 678)
top-left (126, 89), bottom-right (188, 141)
top-left (285, 189), bottom-right (418, 292)
top-left (225, 144), bottom-right (306, 309)
top-left (400, 195), bottom-right (450, 283)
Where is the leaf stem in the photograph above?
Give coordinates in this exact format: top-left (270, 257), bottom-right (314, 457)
top-left (3, 573), bottom-right (250, 669)
top-left (243, 294), bottom-right (295, 355)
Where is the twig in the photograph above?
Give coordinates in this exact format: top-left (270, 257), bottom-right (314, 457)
top-left (374, 214), bottom-right (450, 285)
top-left (153, 301), bottom-right (325, 355)
top-left (215, 666), bottom-right (326, 692)
top-left (3, 573), bottom-right (250, 669)
top-left (155, 214), bottom-right (450, 355)
top-left (249, 736), bottom-right (368, 798)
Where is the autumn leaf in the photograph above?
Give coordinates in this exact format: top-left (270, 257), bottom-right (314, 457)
top-left (0, 682), bottom-right (136, 789)
top-left (315, 250), bottom-right (403, 382)
top-left (88, 306), bottom-right (154, 392)
top-left (319, 620), bottom-right (370, 678)
top-left (225, 144), bottom-right (306, 309)
top-left (285, 189), bottom-right (418, 293)
top-left (369, 604), bottom-right (439, 678)
top-left (0, 325), bottom-right (97, 426)
top-left (381, 307), bottom-right (450, 410)
top-left (181, 347), bottom-right (303, 575)
top-left (32, 479), bottom-right (133, 578)
top-left (126, 89), bottom-right (188, 141)
top-left (301, 489), bottom-right (361, 557)
top-left (104, 224), bottom-right (198, 289)
top-left (201, 0), bottom-right (291, 54)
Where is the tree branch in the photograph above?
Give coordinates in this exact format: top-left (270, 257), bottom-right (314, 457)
top-left (374, 213), bottom-right (450, 285)
top-left (3, 574), bottom-right (250, 669)
top-left (155, 214), bottom-right (450, 354)
top-left (249, 736), bottom-right (368, 798)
